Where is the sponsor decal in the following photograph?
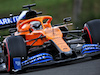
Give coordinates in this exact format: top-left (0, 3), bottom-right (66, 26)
top-left (22, 53), bottom-right (53, 66)
top-left (15, 61), bottom-right (21, 66)
top-left (81, 44), bottom-right (100, 54)
top-left (82, 44), bottom-right (99, 49)
top-left (13, 58), bottom-right (21, 70)
top-left (0, 16), bottom-right (19, 25)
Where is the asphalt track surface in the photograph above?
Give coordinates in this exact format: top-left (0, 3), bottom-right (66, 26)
top-left (0, 57), bottom-right (100, 75)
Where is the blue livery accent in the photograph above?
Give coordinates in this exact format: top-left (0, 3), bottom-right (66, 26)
top-left (22, 53), bottom-right (53, 66)
top-left (0, 16), bottom-right (19, 25)
top-left (82, 50), bottom-right (100, 55)
top-left (30, 59), bottom-right (52, 65)
top-left (82, 44), bottom-right (99, 49)
top-left (81, 46), bottom-right (100, 53)
top-left (81, 44), bottom-right (100, 55)
top-left (17, 11), bottom-right (28, 21)
top-left (0, 49), bottom-right (2, 53)
top-left (13, 58), bottom-right (21, 70)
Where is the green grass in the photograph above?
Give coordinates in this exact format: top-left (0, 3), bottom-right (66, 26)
top-left (0, 0), bottom-right (73, 36)
top-left (0, 0), bottom-right (33, 17)
top-left (0, 0), bottom-right (100, 36)
top-left (0, 0), bottom-right (73, 23)
top-left (35, 0), bottom-right (73, 23)
top-left (75, 0), bottom-right (100, 28)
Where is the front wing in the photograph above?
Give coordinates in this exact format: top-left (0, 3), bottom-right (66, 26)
top-left (0, 44), bottom-right (100, 72)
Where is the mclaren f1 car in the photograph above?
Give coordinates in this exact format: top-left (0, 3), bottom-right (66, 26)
top-left (0, 3), bottom-right (100, 73)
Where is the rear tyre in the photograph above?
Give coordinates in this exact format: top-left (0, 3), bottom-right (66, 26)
top-left (4, 36), bottom-right (27, 73)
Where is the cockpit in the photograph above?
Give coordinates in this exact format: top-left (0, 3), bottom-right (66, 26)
top-left (30, 21), bottom-right (43, 31)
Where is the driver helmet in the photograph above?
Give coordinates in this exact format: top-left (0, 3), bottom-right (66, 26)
top-left (30, 21), bottom-right (41, 30)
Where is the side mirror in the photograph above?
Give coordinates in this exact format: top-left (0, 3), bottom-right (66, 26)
top-left (9, 28), bottom-right (17, 33)
top-left (63, 17), bottom-right (71, 23)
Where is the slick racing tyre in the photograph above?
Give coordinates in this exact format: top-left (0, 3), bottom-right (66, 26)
top-left (83, 19), bottom-right (100, 44)
top-left (4, 36), bottom-right (27, 73)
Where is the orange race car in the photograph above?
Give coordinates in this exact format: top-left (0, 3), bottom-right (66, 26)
top-left (0, 3), bottom-right (100, 73)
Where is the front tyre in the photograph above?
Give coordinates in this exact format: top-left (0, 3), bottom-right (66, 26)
top-left (4, 36), bottom-right (27, 73)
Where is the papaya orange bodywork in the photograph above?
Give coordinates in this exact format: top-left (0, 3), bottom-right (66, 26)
top-left (15, 16), bottom-right (71, 52)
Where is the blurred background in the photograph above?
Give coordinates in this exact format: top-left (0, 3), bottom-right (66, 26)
top-left (0, 0), bottom-right (100, 36)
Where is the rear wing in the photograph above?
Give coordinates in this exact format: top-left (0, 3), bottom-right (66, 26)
top-left (0, 15), bottom-right (19, 29)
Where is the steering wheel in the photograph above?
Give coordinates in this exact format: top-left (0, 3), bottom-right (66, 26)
top-left (17, 16), bottom-right (52, 31)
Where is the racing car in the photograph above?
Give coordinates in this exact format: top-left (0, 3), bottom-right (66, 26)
top-left (0, 3), bottom-right (100, 73)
